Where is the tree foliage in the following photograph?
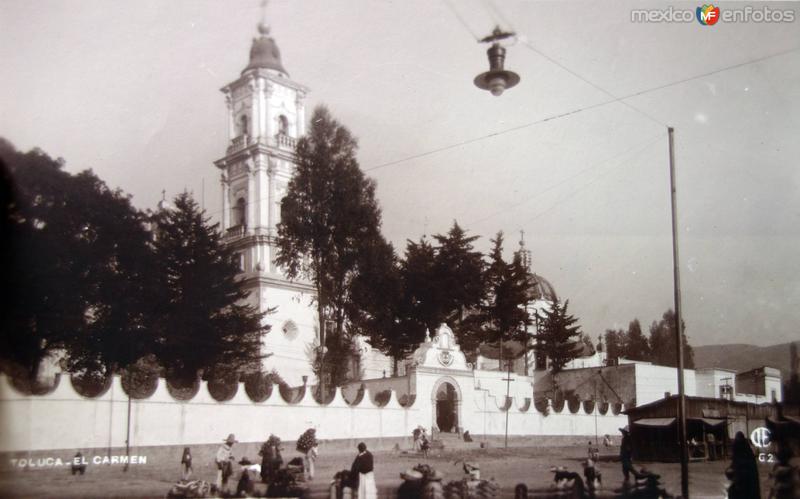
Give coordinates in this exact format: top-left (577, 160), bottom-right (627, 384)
top-left (603, 328), bottom-right (625, 363)
top-left (648, 309), bottom-right (694, 369)
top-left (276, 105), bottom-right (388, 387)
top-left (1, 140), bottom-right (154, 378)
top-left (469, 232), bottom-right (531, 356)
top-left (536, 298), bottom-right (582, 374)
top-left (152, 192), bottom-right (268, 382)
top-left (624, 319), bottom-right (650, 361)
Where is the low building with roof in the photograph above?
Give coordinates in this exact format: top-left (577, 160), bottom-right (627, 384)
top-left (623, 395), bottom-right (782, 462)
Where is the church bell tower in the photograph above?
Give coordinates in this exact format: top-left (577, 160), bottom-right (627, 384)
top-left (214, 21), bottom-right (315, 385)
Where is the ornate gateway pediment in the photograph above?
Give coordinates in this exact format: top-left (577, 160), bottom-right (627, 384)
top-left (411, 324), bottom-right (469, 371)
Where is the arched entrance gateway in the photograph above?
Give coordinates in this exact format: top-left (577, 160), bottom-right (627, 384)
top-left (431, 377), bottom-right (461, 433)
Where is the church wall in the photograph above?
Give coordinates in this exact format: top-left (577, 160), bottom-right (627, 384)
top-left (634, 363), bottom-right (697, 406)
top-left (341, 376), bottom-right (413, 405)
top-left (250, 284), bottom-right (318, 385)
top-left (0, 374), bottom-right (422, 454)
top-left (473, 370), bottom-right (534, 402)
top-left (0, 371), bottom-right (627, 456)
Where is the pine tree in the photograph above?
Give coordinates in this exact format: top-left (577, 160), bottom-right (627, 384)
top-left (153, 192), bottom-right (267, 383)
top-left (536, 298), bottom-right (582, 375)
top-left (432, 221), bottom-right (485, 347)
top-left (471, 232), bottom-right (531, 362)
top-left (624, 319), bottom-right (650, 361)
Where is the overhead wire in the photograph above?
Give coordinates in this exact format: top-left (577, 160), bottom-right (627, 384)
top-left (520, 133), bottom-right (661, 225)
top-left (363, 44), bottom-right (798, 174)
top-left (465, 132), bottom-right (663, 227)
top-left (442, 0), bottom-right (481, 41)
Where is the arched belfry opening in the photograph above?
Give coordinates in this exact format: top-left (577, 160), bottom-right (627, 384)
top-left (432, 378), bottom-right (461, 433)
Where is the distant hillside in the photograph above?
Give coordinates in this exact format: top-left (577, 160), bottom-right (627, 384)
top-left (693, 342), bottom-right (799, 381)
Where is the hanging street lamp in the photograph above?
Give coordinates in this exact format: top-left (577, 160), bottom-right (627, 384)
top-left (474, 26), bottom-right (520, 96)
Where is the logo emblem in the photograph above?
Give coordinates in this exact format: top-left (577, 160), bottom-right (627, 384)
top-left (697, 4), bottom-right (721, 25)
top-left (438, 350), bottom-right (453, 367)
top-left (750, 427), bottom-right (772, 448)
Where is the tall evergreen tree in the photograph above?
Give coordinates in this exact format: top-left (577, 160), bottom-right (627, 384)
top-left (536, 298), bottom-right (582, 375)
top-left (276, 105), bottom-right (388, 389)
top-left (623, 319), bottom-right (650, 361)
top-left (346, 237), bottom-right (406, 362)
top-left (432, 221), bottom-right (485, 345)
top-left (648, 309), bottom-right (694, 369)
top-left (153, 192), bottom-right (267, 382)
top-left (470, 232), bottom-right (531, 359)
top-left (401, 237), bottom-right (441, 339)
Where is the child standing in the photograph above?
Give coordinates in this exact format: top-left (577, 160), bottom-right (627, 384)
top-left (180, 447), bottom-right (193, 480)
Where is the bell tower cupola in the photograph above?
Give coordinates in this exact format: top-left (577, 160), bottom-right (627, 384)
top-left (215, 19), bottom-right (309, 252)
top-left (212, 12), bottom-right (315, 386)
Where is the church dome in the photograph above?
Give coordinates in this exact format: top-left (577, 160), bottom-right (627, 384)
top-left (527, 273), bottom-right (557, 302)
top-left (242, 23), bottom-right (288, 76)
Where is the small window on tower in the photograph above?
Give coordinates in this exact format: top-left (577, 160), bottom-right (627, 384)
top-left (239, 114), bottom-right (249, 136)
top-left (278, 115), bottom-right (289, 135)
top-left (234, 197), bottom-right (246, 227)
top-left (237, 252), bottom-right (245, 272)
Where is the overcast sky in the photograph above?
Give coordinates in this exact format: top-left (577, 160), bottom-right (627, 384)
top-left (2, 1), bottom-right (799, 348)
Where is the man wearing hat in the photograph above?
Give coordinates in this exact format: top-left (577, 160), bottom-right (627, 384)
top-left (619, 426), bottom-right (634, 481)
top-left (215, 433), bottom-right (237, 494)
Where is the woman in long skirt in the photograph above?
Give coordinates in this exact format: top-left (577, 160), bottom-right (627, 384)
top-left (349, 442), bottom-right (377, 499)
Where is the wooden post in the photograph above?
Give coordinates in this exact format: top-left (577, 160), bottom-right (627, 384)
top-left (668, 127), bottom-right (690, 498)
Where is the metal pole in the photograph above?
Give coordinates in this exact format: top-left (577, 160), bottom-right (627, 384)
top-left (504, 350), bottom-right (512, 449)
top-left (124, 389), bottom-right (131, 472)
top-left (319, 320), bottom-right (325, 403)
top-left (668, 126), bottom-right (690, 499)
top-left (594, 379), bottom-right (598, 446)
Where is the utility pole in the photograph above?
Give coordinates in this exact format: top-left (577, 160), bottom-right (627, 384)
top-left (593, 378), bottom-right (598, 446)
top-left (668, 127), bottom-right (690, 499)
top-left (501, 342), bottom-right (515, 448)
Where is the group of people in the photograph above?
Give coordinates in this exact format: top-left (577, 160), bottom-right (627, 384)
top-left (201, 432), bottom-right (376, 498)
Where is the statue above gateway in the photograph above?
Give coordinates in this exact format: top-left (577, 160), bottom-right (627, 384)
top-left (411, 324), bottom-right (470, 371)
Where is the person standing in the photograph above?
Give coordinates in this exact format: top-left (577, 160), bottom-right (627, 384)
top-left (619, 426), bottom-right (635, 482)
top-left (304, 443), bottom-right (318, 481)
top-left (259, 434), bottom-right (282, 484)
top-left (215, 434), bottom-right (237, 495)
top-left (726, 431), bottom-right (760, 499)
top-left (349, 442), bottom-right (377, 499)
top-left (180, 447), bottom-right (193, 480)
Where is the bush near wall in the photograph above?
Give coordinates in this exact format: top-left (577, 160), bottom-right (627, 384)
top-left (166, 372), bottom-right (200, 400)
top-left (121, 357), bottom-right (161, 399)
top-left (71, 371), bottom-right (112, 398)
top-left (244, 372), bottom-right (274, 402)
top-left (207, 375), bottom-right (238, 402)
top-left (3, 362), bottom-right (60, 395)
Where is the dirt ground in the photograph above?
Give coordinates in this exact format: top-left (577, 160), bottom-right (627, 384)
top-left (0, 444), bottom-right (776, 498)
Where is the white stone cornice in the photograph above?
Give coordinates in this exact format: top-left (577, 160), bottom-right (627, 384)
top-left (243, 157), bottom-right (255, 173)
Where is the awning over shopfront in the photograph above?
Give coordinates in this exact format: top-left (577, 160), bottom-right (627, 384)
top-left (632, 417), bottom-right (675, 427)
